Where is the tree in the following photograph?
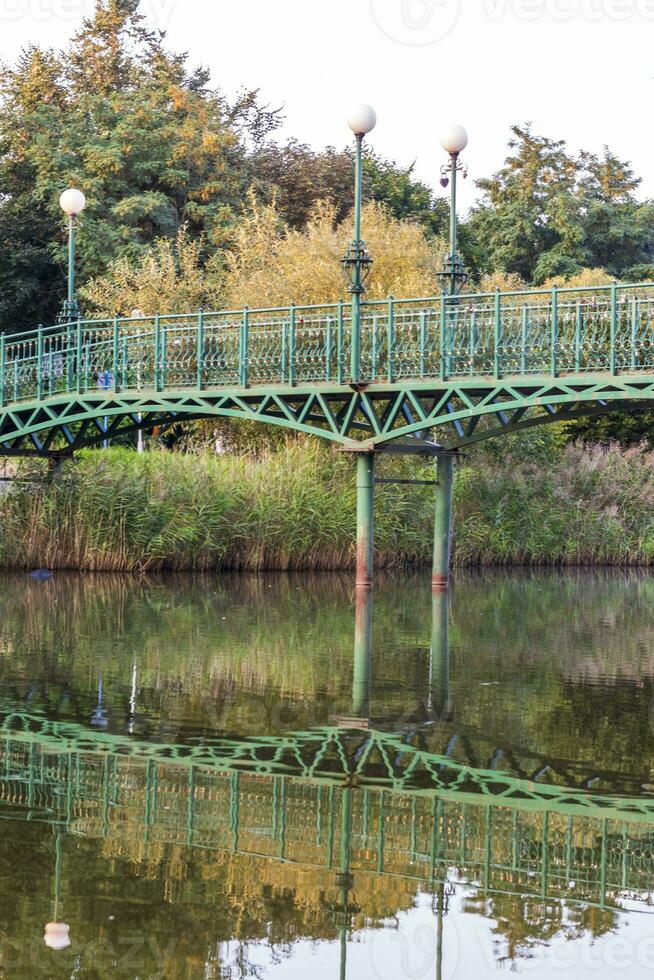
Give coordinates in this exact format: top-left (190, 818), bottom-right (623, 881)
top-left (0, 1), bottom-right (279, 332)
top-left (467, 125), bottom-right (654, 285)
top-left (246, 142), bottom-right (449, 237)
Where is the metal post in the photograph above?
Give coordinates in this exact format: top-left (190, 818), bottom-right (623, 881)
top-left (67, 216), bottom-right (76, 311)
top-left (352, 588), bottom-right (373, 719)
top-left (610, 283), bottom-right (618, 375)
top-left (350, 134), bottom-right (364, 383)
top-left (197, 309), bottom-right (205, 390)
top-left (448, 153), bottom-right (458, 298)
top-left (0, 334), bottom-right (5, 409)
top-left (433, 454), bottom-right (454, 592)
top-left (356, 453), bottom-right (375, 589)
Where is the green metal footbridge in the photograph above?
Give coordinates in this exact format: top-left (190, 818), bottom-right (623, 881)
top-left (3, 280), bottom-right (654, 585)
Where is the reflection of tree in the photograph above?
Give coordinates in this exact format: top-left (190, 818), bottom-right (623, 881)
top-left (463, 893), bottom-right (617, 970)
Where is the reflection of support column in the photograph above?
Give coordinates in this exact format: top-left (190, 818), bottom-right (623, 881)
top-left (356, 453), bottom-right (375, 589)
top-left (352, 589), bottom-right (373, 719)
top-left (429, 589), bottom-right (450, 719)
top-left (432, 455), bottom-right (454, 593)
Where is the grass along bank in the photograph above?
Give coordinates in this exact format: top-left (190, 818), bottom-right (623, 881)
top-left (2, 440), bottom-right (654, 572)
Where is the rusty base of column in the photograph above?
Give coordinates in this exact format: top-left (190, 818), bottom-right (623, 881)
top-left (432, 575), bottom-right (450, 594)
top-left (355, 578), bottom-right (374, 590)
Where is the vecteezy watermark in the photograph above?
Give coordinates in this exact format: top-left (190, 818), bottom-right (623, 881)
top-left (0, 0), bottom-right (177, 28)
top-left (371, 0), bottom-right (654, 46)
top-left (482, 0), bottom-right (654, 21)
top-left (370, 0), bottom-right (461, 45)
top-left (369, 908), bottom-right (459, 980)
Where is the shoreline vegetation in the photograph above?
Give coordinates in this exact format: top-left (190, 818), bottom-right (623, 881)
top-left (2, 439), bottom-right (654, 573)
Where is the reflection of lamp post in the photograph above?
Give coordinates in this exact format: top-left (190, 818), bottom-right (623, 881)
top-left (127, 661), bottom-right (138, 735)
top-left (59, 188), bottom-right (86, 322)
top-left (334, 788), bottom-right (359, 980)
top-left (91, 676), bottom-right (108, 728)
top-left (437, 125), bottom-right (469, 296)
top-left (44, 831), bottom-right (71, 951)
top-left (343, 105), bottom-right (376, 383)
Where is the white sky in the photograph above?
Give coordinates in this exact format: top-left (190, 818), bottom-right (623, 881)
top-left (0, 0), bottom-right (653, 213)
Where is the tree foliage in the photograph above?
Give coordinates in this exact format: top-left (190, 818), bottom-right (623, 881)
top-left (468, 125), bottom-right (654, 285)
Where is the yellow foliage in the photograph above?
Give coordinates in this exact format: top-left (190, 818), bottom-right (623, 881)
top-left (473, 271), bottom-right (527, 294)
top-left (81, 228), bottom-right (224, 316)
top-left (541, 268), bottom-right (615, 289)
top-left (83, 197), bottom-right (447, 317)
top-left (223, 197), bottom-right (447, 309)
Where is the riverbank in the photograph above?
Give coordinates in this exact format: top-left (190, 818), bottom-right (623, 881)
top-left (1, 440), bottom-right (653, 572)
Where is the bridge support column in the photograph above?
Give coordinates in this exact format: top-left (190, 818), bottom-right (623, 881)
top-left (352, 588), bottom-right (373, 719)
top-left (433, 454), bottom-right (454, 593)
top-left (356, 453), bottom-right (375, 589)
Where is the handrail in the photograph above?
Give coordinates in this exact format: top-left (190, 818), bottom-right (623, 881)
top-left (1, 282), bottom-right (654, 404)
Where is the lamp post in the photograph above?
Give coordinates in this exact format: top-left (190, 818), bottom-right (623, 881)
top-left (438, 125), bottom-right (469, 297)
top-left (343, 104), bottom-right (376, 383)
top-left (433, 126), bottom-right (468, 594)
top-left (59, 188), bottom-right (86, 322)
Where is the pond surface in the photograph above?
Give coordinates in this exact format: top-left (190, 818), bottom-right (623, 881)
top-left (0, 570), bottom-right (653, 978)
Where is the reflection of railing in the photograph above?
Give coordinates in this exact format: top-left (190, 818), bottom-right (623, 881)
top-left (1, 719), bottom-right (654, 911)
top-left (3, 283), bottom-right (654, 406)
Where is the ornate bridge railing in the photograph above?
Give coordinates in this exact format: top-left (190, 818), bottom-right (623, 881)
top-left (3, 282), bottom-right (654, 406)
top-left (1, 719), bottom-right (654, 910)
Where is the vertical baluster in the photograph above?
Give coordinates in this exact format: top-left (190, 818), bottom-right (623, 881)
top-left (240, 307), bottom-right (249, 388)
top-left (550, 286), bottom-right (558, 378)
top-left (325, 315), bottom-right (333, 382)
top-left (440, 292), bottom-right (447, 381)
top-left (281, 317), bottom-right (288, 384)
top-left (289, 303), bottom-right (296, 386)
top-left (631, 296), bottom-right (639, 371)
top-left (14, 344), bottom-right (20, 402)
top-left (610, 283), bottom-right (617, 375)
top-left (160, 316), bottom-right (167, 389)
top-left (37, 325), bottom-right (44, 400)
top-left (419, 310), bottom-right (427, 378)
top-left (575, 300), bottom-right (583, 374)
top-left (387, 297), bottom-right (395, 383)
top-left (494, 290), bottom-right (502, 380)
top-left (112, 316), bottom-right (120, 393)
top-left (0, 333), bottom-right (5, 408)
top-left (197, 309), bottom-right (205, 390)
top-left (521, 304), bottom-right (529, 375)
top-left (469, 310), bottom-right (477, 377)
top-left (154, 314), bottom-right (162, 391)
top-left (337, 300), bottom-right (344, 385)
top-left (371, 315), bottom-right (378, 378)
top-left (66, 323), bottom-right (73, 392)
top-left (76, 318), bottom-right (83, 393)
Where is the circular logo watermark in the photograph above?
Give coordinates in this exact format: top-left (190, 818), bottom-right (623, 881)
top-left (369, 909), bottom-right (459, 980)
top-left (370, 0), bottom-right (461, 45)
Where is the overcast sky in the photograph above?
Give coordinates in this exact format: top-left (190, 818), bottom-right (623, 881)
top-left (0, 0), bottom-right (652, 212)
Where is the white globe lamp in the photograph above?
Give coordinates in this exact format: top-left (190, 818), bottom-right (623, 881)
top-left (59, 188), bottom-right (87, 217)
top-left (44, 922), bottom-right (71, 951)
top-left (441, 124), bottom-right (469, 156)
top-left (347, 104), bottom-right (377, 137)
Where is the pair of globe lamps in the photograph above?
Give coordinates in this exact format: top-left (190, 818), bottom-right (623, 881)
top-left (346, 102), bottom-right (468, 160)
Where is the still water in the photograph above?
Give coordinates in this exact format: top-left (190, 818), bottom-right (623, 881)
top-left (0, 570), bottom-right (653, 978)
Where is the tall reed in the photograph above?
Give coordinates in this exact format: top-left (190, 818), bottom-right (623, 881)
top-left (2, 441), bottom-right (654, 572)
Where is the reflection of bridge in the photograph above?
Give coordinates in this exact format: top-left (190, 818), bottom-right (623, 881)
top-left (2, 713), bottom-right (654, 913)
top-left (3, 283), bottom-right (654, 585)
